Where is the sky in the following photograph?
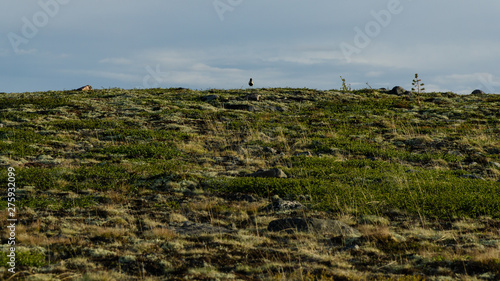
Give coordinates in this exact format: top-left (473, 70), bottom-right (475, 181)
top-left (1, 0), bottom-right (499, 94)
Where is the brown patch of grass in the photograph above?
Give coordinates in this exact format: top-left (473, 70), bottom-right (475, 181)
top-left (87, 226), bottom-right (132, 241)
top-left (143, 228), bottom-right (177, 240)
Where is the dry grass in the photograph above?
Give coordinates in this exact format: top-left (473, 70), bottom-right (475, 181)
top-left (2, 88), bottom-right (499, 280)
top-left (143, 228), bottom-right (177, 240)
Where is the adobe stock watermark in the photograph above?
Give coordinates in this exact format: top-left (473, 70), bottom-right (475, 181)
top-left (7, 0), bottom-right (71, 54)
top-left (140, 64), bottom-right (168, 88)
top-left (340, 0), bottom-right (405, 63)
top-left (476, 73), bottom-right (497, 94)
top-left (213, 0), bottom-right (243, 21)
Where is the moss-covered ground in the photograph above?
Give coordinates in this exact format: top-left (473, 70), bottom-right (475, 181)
top-left (1, 87), bottom-right (499, 280)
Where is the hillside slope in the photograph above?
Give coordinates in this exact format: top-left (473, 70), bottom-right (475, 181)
top-left (1, 88), bottom-right (499, 280)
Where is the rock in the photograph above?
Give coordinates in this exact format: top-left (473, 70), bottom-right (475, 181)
top-left (448, 150), bottom-right (464, 157)
top-left (245, 93), bottom-right (261, 101)
top-left (459, 174), bottom-right (485, 180)
top-left (263, 199), bottom-right (306, 212)
top-left (224, 103), bottom-right (257, 112)
top-left (471, 89), bottom-right (485, 95)
top-left (294, 151), bottom-right (313, 157)
top-left (390, 86), bottom-right (406, 96)
top-left (263, 146), bottom-right (277, 154)
top-left (488, 162), bottom-right (500, 169)
top-left (267, 217), bottom-right (361, 237)
top-left (171, 221), bottom-right (232, 236)
top-left (248, 168), bottom-right (287, 178)
top-left (179, 180), bottom-right (198, 190)
top-left (201, 95), bottom-right (219, 102)
top-left (75, 85), bottom-right (93, 91)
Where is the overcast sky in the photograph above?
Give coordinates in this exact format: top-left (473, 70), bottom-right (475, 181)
top-left (1, 0), bottom-right (499, 94)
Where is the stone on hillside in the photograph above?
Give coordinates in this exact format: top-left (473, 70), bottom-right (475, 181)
top-left (263, 146), bottom-right (278, 154)
top-left (224, 103), bottom-right (257, 112)
top-left (235, 193), bottom-right (258, 202)
top-left (471, 89), bottom-right (485, 95)
top-left (448, 150), bottom-right (464, 157)
top-left (263, 199), bottom-right (306, 212)
top-left (294, 151), bottom-right (313, 157)
top-left (390, 86), bottom-right (406, 96)
top-left (267, 217), bottom-right (361, 237)
top-left (488, 162), bottom-right (500, 169)
top-left (75, 85), bottom-right (93, 91)
top-left (249, 168), bottom-right (287, 178)
top-left (201, 94), bottom-right (219, 102)
top-left (245, 93), bottom-right (261, 101)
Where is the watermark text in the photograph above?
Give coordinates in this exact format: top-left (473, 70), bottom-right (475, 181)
top-left (6, 167), bottom-right (17, 274)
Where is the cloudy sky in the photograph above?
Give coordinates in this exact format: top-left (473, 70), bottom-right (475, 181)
top-left (1, 0), bottom-right (499, 94)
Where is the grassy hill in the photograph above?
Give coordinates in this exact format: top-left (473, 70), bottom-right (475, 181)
top-left (1, 87), bottom-right (499, 280)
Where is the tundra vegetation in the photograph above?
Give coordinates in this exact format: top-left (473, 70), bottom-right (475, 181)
top-left (0, 87), bottom-right (499, 280)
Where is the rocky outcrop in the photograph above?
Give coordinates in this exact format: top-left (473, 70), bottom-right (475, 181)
top-left (267, 217), bottom-right (361, 237)
top-left (75, 85), bottom-right (93, 91)
top-left (262, 199), bottom-right (306, 212)
top-left (201, 94), bottom-right (219, 102)
top-left (389, 86), bottom-right (406, 96)
top-left (224, 103), bottom-right (257, 112)
top-left (471, 89), bottom-right (485, 95)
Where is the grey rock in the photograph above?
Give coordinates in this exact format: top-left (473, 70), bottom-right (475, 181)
top-left (263, 200), bottom-right (306, 212)
top-left (245, 93), bottom-right (261, 101)
top-left (249, 168), bottom-right (287, 178)
top-left (448, 150), bottom-right (464, 157)
top-left (390, 86), bottom-right (406, 96)
top-left (74, 85), bottom-right (93, 91)
top-left (224, 103), bottom-right (257, 112)
top-left (294, 151), bottom-right (313, 157)
top-left (471, 89), bottom-right (485, 95)
top-left (263, 146), bottom-right (277, 154)
top-left (201, 94), bottom-right (219, 102)
top-left (488, 161), bottom-right (500, 169)
top-left (267, 217), bottom-right (361, 237)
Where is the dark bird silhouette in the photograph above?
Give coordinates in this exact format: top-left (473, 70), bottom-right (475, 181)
top-left (248, 78), bottom-right (254, 87)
